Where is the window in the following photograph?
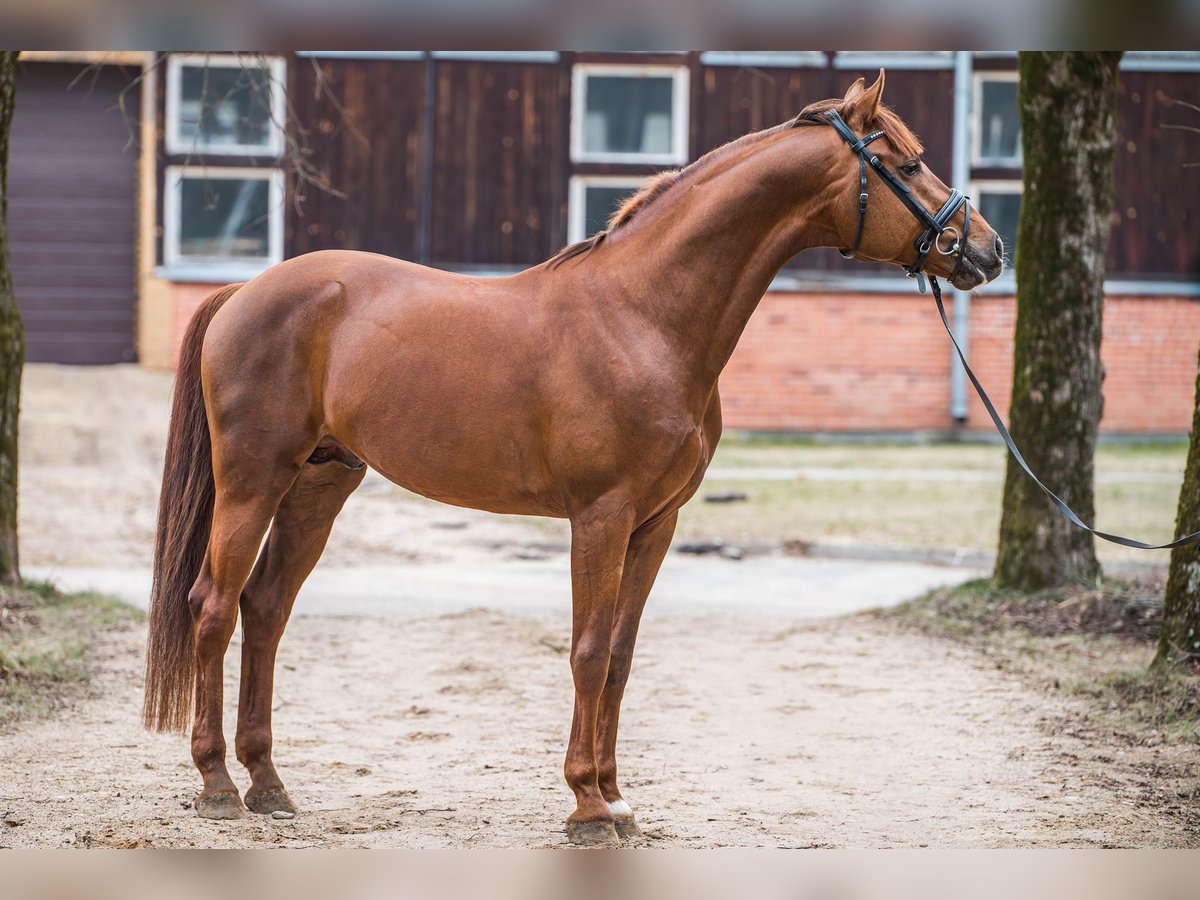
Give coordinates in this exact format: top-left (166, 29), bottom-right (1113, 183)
top-left (163, 167), bottom-right (283, 270)
top-left (973, 72), bottom-right (1021, 166)
top-left (973, 180), bottom-right (1022, 264)
top-left (166, 54), bottom-right (285, 156)
top-left (568, 176), bottom-right (650, 244)
top-left (571, 65), bottom-right (689, 164)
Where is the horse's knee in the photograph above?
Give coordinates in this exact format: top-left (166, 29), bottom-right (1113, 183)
top-left (604, 648), bottom-right (634, 691)
top-left (570, 640), bottom-right (611, 689)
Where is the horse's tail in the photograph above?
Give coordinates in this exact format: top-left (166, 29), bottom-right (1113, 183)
top-left (143, 283), bottom-right (242, 734)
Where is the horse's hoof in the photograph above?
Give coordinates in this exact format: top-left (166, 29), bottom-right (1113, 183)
top-left (244, 786), bottom-right (297, 816)
top-left (195, 790), bottom-right (245, 820)
top-left (614, 815), bottom-right (642, 840)
top-left (566, 819), bottom-right (620, 848)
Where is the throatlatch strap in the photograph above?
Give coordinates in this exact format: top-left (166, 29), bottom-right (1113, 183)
top-left (931, 277), bottom-right (1200, 550)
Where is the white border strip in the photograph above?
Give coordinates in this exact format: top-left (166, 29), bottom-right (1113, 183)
top-left (296, 51), bottom-right (424, 60)
top-left (833, 51), bottom-right (954, 70)
top-left (700, 51), bottom-right (827, 68)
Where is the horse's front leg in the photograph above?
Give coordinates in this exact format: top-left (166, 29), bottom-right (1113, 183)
top-left (563, 500), bottom-right (635, 847)
top-left (596, 510), bottom-right (677, 840)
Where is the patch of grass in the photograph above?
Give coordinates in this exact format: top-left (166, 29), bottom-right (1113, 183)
top-left (711, 434), bottom-right (1187, 474)
top-left (881, 577), bottom-right (1200, 747)
top-left (0, 580), bottom-right (141, 729)
top-left (1063, 666), bottom-right (1200, 744)
top-left (673, 475), bottom-right (1178, 564)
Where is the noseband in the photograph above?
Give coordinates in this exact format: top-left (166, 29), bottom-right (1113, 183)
top-left (826, 109), bottom-right (970, 294)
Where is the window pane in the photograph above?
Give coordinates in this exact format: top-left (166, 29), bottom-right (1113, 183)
top-left (979, 190), bottom-right (1021, 261)
top-left (583, 185), bottom-right (639, 236)
top-left (583, 75), bottom-right (675, 156)
top-left (177, 176), bottom-right (272, 259)
top-left (178, 63), bottom-right (275, 151)
top-left (978, 80), bottom-right (1020, 162)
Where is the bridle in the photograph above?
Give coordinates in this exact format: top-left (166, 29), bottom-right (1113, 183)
top-left (821, 108), bottom-right (1200, 551)
top-left (826, 109), bottom-right (971, 294)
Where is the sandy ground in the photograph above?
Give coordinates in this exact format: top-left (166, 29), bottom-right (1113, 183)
top-left (1, 363), bottom-right (1194, 848)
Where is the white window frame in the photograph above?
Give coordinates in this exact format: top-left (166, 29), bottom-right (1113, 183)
top-left (972, 70), bottom-right (1022, 168)
top-left (166, 54), bottom-right (286, 157)
top-left (568, 175), bottom-right (651, 244)
top-left (971, 178), bottom-right (1022, 288)
top-left (162, 165), bottom-right (285, 273)
top-left (570, 64), bottom-right (690, 165)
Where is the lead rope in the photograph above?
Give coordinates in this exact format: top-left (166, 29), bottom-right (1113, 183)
top-left (930, 276), bottom-right (1200, 550)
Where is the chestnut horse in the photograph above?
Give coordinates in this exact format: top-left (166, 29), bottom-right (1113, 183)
top-left (144, 71), bottom-right (1004, 846)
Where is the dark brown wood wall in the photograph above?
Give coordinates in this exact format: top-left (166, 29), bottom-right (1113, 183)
top-left (429, 60), bottom-right (567, 266)
top-left (9, 62), bottom-right (140, 363)
top-left (287, 58), bottom-right (427, 260)
top-left (281, 55), bottom-right (1195, 280)
top-left (1111, 70), bottom-right (1200, 280)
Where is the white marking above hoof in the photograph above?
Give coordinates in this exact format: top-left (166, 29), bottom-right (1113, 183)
top-left (608, 800), bottom-right (632, 818)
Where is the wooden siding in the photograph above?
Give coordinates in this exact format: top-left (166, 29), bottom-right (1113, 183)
top-left (9, 62), bottom-right (140, 363)
top-left (199, 54), bottom-right (1200, 281)
top-left (1111, 70), bottom-right (1200, 279)
top-left (286, 58), bottom-right (427, 260)
top-left (428, 59), bottom-right (567, 266)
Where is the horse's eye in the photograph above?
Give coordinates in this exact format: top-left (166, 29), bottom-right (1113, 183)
top-left (900, 161), bottom-right (921, 177)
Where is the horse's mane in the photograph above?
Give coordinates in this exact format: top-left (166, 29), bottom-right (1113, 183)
top-left (547, 97), bottom-right (923, 268)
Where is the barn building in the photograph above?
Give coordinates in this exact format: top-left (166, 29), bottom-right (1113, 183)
top-left (9, 51), bottom-right (1200, 434)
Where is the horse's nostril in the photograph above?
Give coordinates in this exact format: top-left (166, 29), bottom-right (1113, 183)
top-left (994, 235), bottom-right (1004, 258)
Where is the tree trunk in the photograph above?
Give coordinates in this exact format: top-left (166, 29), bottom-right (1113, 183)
top-left (0, 51), bottom-right (23, 585)
top-left (1156, 345), bottom-right (1200, 667)
top-left (993, 52), bottom-right (1123, 592)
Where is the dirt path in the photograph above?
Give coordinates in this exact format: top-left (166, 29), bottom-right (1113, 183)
top-left (4, 363), bottom-right (1193, 848)
top-left (0, 606), bottom-right (1190, 849)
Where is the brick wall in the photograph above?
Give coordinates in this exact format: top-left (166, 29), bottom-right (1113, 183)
top-left (964, 295), bottom-right (1200, 435)
top-left (721, 292), bottom-right (1200, 435)
top-left (720, 293), bottom-right (954, 431)
top-left (166, 283), bottom-right (1200, 435)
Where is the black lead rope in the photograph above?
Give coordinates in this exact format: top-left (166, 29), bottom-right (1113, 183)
top-left (930, 276), bottom-right (1200, 550)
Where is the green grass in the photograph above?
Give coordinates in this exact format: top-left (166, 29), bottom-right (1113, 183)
top-left (0, 580), bottom-right (142, 729)
top-left (676, 473), bottom-right (1180, 562)
top-left (710, 433), bottom-right (1188, 473)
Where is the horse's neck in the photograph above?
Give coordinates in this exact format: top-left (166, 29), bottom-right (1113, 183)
top-left (589, 130), bottom-right (842, 389)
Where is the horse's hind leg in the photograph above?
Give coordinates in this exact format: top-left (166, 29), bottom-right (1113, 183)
top-left (191, 460), bottom-right (302, 820)
top-left (236, 454), bottom-right (366, 815)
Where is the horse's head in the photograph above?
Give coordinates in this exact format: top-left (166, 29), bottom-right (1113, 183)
top-left (819, 70), bottom-right (1006, 291)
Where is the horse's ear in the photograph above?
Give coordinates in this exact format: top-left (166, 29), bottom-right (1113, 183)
top-left (846, 68), bottom-right (885, 128)
top-left (842, 77), bottom-right (866, 101)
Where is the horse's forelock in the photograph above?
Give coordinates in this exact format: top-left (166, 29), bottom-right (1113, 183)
top-left (793, 98), bottom-right (925, 160)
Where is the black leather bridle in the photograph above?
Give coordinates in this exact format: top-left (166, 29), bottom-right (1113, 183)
top-left (822, 108), bottom-right (1200, 551)
top-left (826, 109), bottom-right (971, 294)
